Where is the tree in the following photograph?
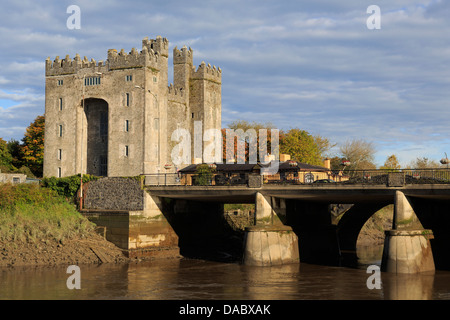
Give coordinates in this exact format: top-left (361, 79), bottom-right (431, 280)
top-left (222, 121), bottom-right (276, 163)
top-left (380, 154), bottom-right (401, 171)
top-left (279, 128), bottom-right (322, 166)
top-left (314, 135), bottom-right (336, 159)
top-left (21, 115), bottom-right (45, 177)
top-left (408, 157), bottom-right (441, 169)
top-left (7, 139), bottom-right (24, 169)
top-left (194, 164), bottom-right (215, 186)
top-left (0, 137), bottom-right (13, 171)
top-left (339, 139), bottom-right (376, 170)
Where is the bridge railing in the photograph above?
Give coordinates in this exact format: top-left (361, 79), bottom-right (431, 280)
top-left (141, 172), bottom-right (254, 186)
top-left (141, 168), bottom-right (450, 187)
top-left (336, 168), bottom-right (450, 185)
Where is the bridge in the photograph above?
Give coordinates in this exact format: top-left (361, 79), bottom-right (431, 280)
top-left (81, 169), bottom-right (450, 274)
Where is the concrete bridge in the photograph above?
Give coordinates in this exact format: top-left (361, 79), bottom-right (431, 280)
top-left (81, 175), bottom-right (450, 274)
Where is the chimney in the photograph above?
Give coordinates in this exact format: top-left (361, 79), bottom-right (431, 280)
top-left (324, 158), bottom-right (331, 169)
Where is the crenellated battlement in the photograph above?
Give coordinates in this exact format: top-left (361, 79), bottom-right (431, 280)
top-left (173, 46), bottom-right (193, 66)
top-left (45, 54), bottom-right (108, 76)
top-left (167, 83), bottom-right (187, 104)
top-left (191, 61), bottom-right (222, 83)
top-left (142, 36), bottom-right (169, 57)
top-left (46, 37), bottom-right (168, 76)
top-left (107, 46), bottom-right (160, 71)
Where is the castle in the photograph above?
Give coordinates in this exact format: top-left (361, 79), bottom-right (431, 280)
top-left (43, 36), bottom-right (222, 178)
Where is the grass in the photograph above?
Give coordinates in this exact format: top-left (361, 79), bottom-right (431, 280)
top-left (0, 183), bottom-right (95, 243)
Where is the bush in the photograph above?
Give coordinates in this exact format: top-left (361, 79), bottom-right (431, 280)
top-left (194, 164), bottom-right (215, 186)
top-left (41, 174), bottom-right (100, 203)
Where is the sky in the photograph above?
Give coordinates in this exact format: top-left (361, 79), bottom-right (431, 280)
top-left (0, 0), bottom-right (449, 167)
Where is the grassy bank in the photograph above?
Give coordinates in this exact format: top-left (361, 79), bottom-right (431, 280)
top-left (0, 183), bottom-right (95, 243)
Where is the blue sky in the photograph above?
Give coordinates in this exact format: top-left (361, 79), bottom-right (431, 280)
top-left (0, 0), bottom-right (449, 166)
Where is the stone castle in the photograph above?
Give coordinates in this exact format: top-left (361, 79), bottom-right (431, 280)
top-left (43, 36), bottom-right (221, 178)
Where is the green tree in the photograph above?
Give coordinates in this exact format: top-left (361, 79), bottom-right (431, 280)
top-left (314, 135), bottom-right (336, 159)
top-left (0, 137), bottom-right (14, 171)
top-left (279, 128), bottom-right (322, 166)
top-left (21, 115), bottom-right (45, 177)
top-left (194, 164), bottom-right (215, 186)
top-left (7, 139), bottom-right (24, 169)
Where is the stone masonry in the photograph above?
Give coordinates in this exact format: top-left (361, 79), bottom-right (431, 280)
top-left (43, 36), bottom-right (221, 178)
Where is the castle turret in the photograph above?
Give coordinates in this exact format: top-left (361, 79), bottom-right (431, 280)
top-left (173, 46), bottom-right (193, 94)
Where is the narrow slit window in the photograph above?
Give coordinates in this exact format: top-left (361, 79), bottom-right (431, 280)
top-left (58, 149), bottom-right (62, 160)
top-left (59, 98), bottom-right (63, 111)
top-left (58, 125), bottom-right (63, 137)
top-left (125, 120), bottom-right (130, 132)
top-left (58, 167), bottom-right (62, 178)
top-left (126, 93), bottom-right (130, 107)
top-left (125, 145), bottom-right (129, 157)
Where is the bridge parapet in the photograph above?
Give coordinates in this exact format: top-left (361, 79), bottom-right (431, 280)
top-left (141, 168), bottom-right (450, 187)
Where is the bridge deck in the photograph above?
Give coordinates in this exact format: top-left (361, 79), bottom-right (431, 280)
top-left (145, 184), bottom-right (450, 203)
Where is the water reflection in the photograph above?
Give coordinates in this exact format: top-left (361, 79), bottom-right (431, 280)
top-left (0, 245), bottom-right (449, 300)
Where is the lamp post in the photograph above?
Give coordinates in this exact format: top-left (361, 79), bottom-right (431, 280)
top-left (440, 153), bottom-right (449, 169)
top-left (80, 71), bottom-right (102, 210)
top-left (341, 160), bottom-right (351, 175)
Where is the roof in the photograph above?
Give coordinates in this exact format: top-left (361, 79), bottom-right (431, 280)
top-left (179, 163), bottom-right (261, 173)
top-left (178, 161), bottom-right (329, 173)
top-left (278, 161), bottom-right (329, 172)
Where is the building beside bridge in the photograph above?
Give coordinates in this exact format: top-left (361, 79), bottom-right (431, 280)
top-left (178, 156), bottom-right (349, 185)
top-left (43, 36), bottom-right (222, 178)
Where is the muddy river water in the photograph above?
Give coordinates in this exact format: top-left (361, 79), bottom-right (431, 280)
top-left (1, 245), bottom-right (450, 301)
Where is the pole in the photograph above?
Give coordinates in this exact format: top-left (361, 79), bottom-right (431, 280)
top-left (80, 75), bottom-right (85, 210)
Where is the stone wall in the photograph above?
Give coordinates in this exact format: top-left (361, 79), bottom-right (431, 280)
top-left (83, 177), bottom-right (144, 211)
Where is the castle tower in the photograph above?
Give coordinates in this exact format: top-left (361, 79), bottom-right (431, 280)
top-left (43, 36), bottom-right (221, 178)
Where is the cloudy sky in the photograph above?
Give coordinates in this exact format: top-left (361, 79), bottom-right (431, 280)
top-left (0, 0), bottom-right (449, 166)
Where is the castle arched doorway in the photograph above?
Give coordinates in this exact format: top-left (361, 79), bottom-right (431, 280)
top-left (83, 98), bottom-right (108, 176)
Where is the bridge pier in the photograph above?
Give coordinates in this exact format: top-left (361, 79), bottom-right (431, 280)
top-left (242, 193), bottom-right (300, 266)
top-left (381, 191), bottom-right (435, 273)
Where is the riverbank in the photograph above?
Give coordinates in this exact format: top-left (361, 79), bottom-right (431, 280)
top-left (0, 183), bottom-right (130, 267)
top-left (0, 233), bottom-right (128, 267)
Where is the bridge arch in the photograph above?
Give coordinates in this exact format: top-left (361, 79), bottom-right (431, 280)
top-left (336, 202), bottom-right (392, 252)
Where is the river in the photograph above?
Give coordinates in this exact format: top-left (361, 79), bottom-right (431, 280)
top-left (1, 245), bottom-right (450, 301)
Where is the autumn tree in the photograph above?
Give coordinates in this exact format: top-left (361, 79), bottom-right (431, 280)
top-left (222, 121), bottom-right (276, 163)
top-left (380, 154), bottom-right (401, 171)
top-left (222, 120), bottom-right (330, 166)
top-left (21, 115), bottom-right (45, 177)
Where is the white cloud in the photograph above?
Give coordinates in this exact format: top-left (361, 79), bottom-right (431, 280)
top-left (0, 0), bottom-right (448, 165)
